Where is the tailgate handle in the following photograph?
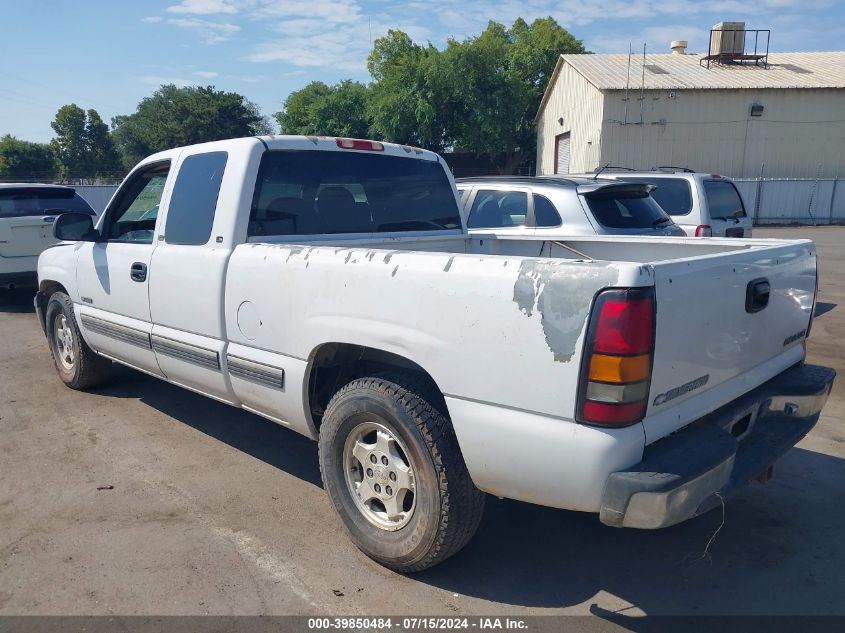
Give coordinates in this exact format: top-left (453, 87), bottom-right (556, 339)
top-left (746, 278), bottom-right (770, 313)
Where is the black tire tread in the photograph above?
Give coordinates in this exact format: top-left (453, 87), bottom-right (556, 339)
top-left (319, 370), bottom-right (485, 572)
top-left (46, 292), bottom-right (111, 390)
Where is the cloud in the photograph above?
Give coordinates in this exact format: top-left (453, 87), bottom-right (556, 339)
top-left (193, 70), bottom-right (219, 78)
top-left (166, 0), bottom-right (238, 15)
top-left (167, 17), bottom-right (240, 44)
top-left (140, 76), bottom-right (197, 88)
top-left (239, 0), bottom-right (431, 73)
top-left (141, 16), bottom-right (163, 23)
top-left (589, 23), bottom-right (711, 54)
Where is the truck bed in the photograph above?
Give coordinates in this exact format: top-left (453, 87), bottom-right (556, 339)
top-left (236, 233), bottom-right (815, 445)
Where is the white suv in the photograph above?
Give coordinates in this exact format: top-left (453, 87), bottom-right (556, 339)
top-left (0, 184), bottom-right (96, 288)
top-left (586, 170), bottom-right (752, 238)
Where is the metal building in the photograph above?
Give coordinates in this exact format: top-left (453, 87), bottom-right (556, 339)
top-left (536, 48), bottom-right (845, 179)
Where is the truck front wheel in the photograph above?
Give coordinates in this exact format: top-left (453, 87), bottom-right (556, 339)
top-left (45, 292), bottom-right (111, 390)
top-left (318, 371), bottom-right (485, 573)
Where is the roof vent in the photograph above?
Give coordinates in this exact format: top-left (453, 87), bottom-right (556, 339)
top-left (670, 40), bottom-right (687, 55)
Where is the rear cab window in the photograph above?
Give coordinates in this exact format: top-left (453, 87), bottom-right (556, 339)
top-left (466, 190), bottom-right (528, 229)
top-left (165, 151), bottom-right (228, 245)
top-left (621, 177), bottom-right (692, 216)
top-left (249, 150), bottom-right (462, 236)
top-left (0, 188), bottom-right (95, 218)
top-left (704, 180), bottom-right (746, 219)
top-left (583, 187), bottom-right (672, 229)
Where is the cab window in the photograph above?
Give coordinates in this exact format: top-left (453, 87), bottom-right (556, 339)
top-left (165, 152), bottom-right (227, 245)
top-left (104, 162), bottom-right (170, 244)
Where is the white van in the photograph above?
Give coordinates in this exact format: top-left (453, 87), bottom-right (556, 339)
top-left (0, 184), bottom-right (96, 288)
top-left (589, 171), bottom-right (753, 238)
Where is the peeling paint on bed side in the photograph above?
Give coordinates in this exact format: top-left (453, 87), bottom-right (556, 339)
top-left (513, 260), bottom-right (620, 363)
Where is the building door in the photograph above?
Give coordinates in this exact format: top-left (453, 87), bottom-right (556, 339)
top-left (555, 133), bottom-right (571, 174)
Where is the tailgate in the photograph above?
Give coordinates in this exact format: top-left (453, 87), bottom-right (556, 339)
top-left (645, 239), bottom-right (816, 443)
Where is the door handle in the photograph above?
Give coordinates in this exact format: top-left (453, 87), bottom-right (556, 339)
top-left (130, 262), bottom-right (147, 283)
top-left (746, 278), bottom-right (770, 313)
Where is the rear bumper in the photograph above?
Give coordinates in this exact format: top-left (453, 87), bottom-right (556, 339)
top-left (600, 363), bottom-right (835, 529)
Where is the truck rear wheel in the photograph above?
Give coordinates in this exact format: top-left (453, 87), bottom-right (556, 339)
top-left (318, 371), bottom-right (485, 573)
top-left (45, 292), bottom-right (111, 390)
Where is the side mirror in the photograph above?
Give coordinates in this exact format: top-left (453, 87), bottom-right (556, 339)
top-left (53, 212), bottom-right (99, 242)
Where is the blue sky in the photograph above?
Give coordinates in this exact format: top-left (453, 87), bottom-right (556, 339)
top-left (1, 0), bottom-right (842, 143)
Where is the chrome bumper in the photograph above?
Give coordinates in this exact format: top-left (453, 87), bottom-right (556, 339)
top-left (600, 363), bottom-right (835, 529)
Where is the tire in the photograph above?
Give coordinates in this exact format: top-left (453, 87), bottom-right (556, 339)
top-left (318, 370), bottom-right (485, 573)
top-left (45, 292), bottom-right (111, 390)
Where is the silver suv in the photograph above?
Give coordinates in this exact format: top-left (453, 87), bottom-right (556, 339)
top-left (456, 176), bottom-right (685, 238)
top-left (580, 170), bottom-right (752, 238)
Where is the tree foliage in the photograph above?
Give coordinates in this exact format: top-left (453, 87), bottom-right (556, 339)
top-left (0, 134), bottom-right (57, 181)
top-left (443, 17), bottom-right (586, 173)
top-left (367, 31), bottom-right (457, 152)
top-left (112, 85), bottom-right (272, 168)
top-left (50, 104), bottom-right (121, 180)
top-left (276, 80), bottom-right (371, 138)
top-left (278, 16), bottom-right (586, 172)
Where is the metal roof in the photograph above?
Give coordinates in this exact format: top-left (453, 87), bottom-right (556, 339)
top-left (559, 52), bottom-right (845, 91)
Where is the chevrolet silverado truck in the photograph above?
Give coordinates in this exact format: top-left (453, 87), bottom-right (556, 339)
top-left (36, 136), bottom-right (834, 572)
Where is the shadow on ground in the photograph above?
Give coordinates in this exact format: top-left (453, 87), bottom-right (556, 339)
top-left (0, 288), bottom-right (36, 313)
top-left (91, 365), bottom-right (845, 617)
top-left (94, 365), bottom-right (323, 488)
top-left (815, 302), bottom-right (836, 318)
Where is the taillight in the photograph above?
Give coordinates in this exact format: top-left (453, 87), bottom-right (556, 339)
top-left (336, 138), bottom-right (384, 151)
top-left (577, 288), bottom-right (655, 427)
top-left (695, 225), bottom-right (712, 237)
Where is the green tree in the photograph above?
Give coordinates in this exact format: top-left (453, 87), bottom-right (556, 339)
top-left (276, 80), bottom-right (371, 138)
top-left (50, 104), bottom-right (89, 179)
top-left (112, 85), bottom-right (272, 168)
top-left (85, 109), bottom-right (121, 178)
top-left (445, 18), bottom-right (586, 173)
top-left (0, 135), bottom-right (57, 181)
top-left (274, 16), bottom-right (585, 172)
top-left (367, 31), bottom-right (457, 152)
top-left (50, 104), bottom-right (123, 180)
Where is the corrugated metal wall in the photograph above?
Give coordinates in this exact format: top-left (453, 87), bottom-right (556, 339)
top-left (734, 178), bottom-right (845, 224)
top-left (599, 87), bottom-right (845, 179)
top-left (536, 64), bottom-right (604, 175)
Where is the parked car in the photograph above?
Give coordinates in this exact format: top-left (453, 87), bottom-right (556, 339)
top-left (582, 170), bottom-right (752, 238)
top-left (37, 136), bottom-right (833, 572)
top-left (457, 176), bottom-right (686, 238)
top-left (0, 184), bottom-right (96, 288)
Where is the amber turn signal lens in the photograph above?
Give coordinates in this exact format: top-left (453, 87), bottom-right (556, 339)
top-left (588, 354), bottom-right (651, 384)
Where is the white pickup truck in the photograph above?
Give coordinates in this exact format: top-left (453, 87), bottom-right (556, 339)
top-left (36, 136), bottom-right (834, 572)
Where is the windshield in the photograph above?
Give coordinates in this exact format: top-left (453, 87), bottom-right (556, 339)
top-left (0, 188), bottom-right (95, 218)
top-left (249, 150), bottom-right (462, 236)
top-left (704, 180), bottom-right (746, 219)
top-left (621, 177), bottom-right (692, 216)
top-left (583, 188), bottom-right (672, 229)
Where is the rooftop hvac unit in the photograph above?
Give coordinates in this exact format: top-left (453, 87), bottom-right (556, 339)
top-left (710, 21), bottom-right (746, 56)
